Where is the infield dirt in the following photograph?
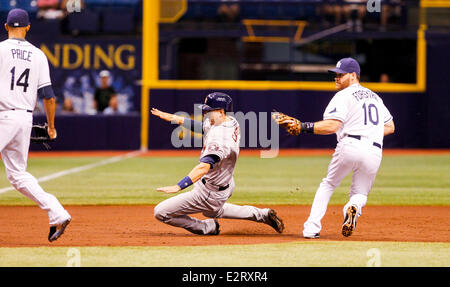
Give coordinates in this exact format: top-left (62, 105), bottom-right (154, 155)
top-left (0, 205), bottom-right (448, 247)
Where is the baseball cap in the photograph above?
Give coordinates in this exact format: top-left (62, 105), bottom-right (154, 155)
top-left (6, 8), bottom-right (30, 28)
top-left (198, 92), bottom-right (233, 113)
top-left (328, 57), bottom-right (361, 75)
top-left (99, 70), bottom-right (110, 78)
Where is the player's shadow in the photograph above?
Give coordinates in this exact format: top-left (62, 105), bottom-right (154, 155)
top-left (147, 231), bottom-right (300, 239)
top-left (220, 232), bottom-right (301, 239)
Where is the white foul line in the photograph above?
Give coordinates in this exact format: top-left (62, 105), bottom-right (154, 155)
top-left (0, 150), bottom-right (142, 195)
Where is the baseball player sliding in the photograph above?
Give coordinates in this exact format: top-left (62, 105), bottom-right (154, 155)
top-left (274, 58), bottom-right (395, 238)
top-left (151, 92), bottom-right (284, 235)
top-left (0, 9), bottom-right (71, 242)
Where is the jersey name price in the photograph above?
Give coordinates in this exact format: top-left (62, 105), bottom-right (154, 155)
top-left (11, 49), bottom-right (32, 62)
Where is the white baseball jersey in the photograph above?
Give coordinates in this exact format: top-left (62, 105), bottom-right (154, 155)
top-left (0, 38), bottom-right (51, 111)
top-left (200, 116), bottom-right (241, 186)
top-left (323, 83), bottom-right (393, 145)
top-left (303, 82), bottom-right (393, 237)
top-left (0, 39), bottom-right (70, 228)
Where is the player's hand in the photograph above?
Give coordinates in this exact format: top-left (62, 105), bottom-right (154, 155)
top-left (157, 185), bottom-right (181, 194)
top-left (151, 108), bottom-right (184, 125)
top-left (151, 108), bottom-right (173, 121)
top-left (47, 127), bottom-right (57, 140)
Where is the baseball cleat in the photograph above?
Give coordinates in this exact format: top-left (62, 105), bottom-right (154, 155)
top-left (342, 205), bottom-right (358, 237)
top-left (48, 217), bottom-right (71, 242)
top-left (210, 219), bottom-right (220, 235)
top-left (303, 232), bottom-right (320, 239)
top-left (267, 209), bottom-right (284, 233)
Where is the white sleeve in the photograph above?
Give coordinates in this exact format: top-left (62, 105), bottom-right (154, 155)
top-left (204, 128), bottom-right (231, 161)
top-left (323, 93), bottom-right (348, 122)
top-left (38, 52), bottom-right (52, 89)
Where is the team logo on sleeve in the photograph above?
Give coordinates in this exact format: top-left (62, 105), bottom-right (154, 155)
top-left (207, 143), bottom-right (220, 152)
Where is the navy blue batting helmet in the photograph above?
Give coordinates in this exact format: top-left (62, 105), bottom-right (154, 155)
top-left (198, 92), bottom-right (233, 112)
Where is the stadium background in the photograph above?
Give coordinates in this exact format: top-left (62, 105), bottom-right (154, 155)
top-left (0, 0), bottom-right (444, 151)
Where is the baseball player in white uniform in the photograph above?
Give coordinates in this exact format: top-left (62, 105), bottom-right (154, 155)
top-left (0, 9), bottom-right (71, 242)
top-left (274, 57), bottom-right (395, 238)
top-left (151, 92), bottom-right (284, 235)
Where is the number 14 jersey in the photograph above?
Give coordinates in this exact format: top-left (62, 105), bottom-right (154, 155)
top-left (323, 83), bottom-right (393, 145)
top-left (0, 38), bottom-right (51, 111)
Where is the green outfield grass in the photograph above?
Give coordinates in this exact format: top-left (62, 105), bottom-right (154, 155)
top-left (0, 154), bottom-right (449, 206)
top-left (0, 241), bottom-right (448, 267)
top-left (0, 153), bottom-right (448, 267)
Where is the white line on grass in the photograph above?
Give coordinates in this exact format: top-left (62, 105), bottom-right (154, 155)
top-left (0, 150), bottom-right (142, 195)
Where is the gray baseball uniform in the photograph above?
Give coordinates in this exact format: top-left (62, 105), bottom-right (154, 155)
top-left (154, 116), bottom-right (272, 235)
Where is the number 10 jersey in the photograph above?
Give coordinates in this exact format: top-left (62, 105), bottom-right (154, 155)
top-left (323, 83), bottom-right (393, 145)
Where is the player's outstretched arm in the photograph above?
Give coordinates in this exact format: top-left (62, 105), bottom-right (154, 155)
top-left (151, 108), bottom-right (185, 125)
top-left (157, 162), bottom-right (211, 194)
top-left (186, 162), bottom-right (211, 183)
top-left (311, 119), bottom-right (342, 135)
top-left (151, 107), bottom-right (203, 134)
top-left (272, 111), bottom-right (342, 136)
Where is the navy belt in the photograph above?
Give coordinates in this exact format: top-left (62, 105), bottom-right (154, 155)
top-left (11, 108), bottom-right (33, 113)
top-left (201, 178), bottom-right (229, 191)
top-left (348, 134), bottom-right (381, 149)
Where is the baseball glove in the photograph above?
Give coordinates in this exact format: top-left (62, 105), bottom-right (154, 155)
top-left (272, 111), bottom-right (302, 136)
top-left (31, 123), bottom-right (55, 150)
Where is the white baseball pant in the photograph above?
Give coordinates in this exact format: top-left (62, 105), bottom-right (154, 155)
top-left (0, 110), bottom-right (71, 226)
top-left (303, 136), bottom-right (382, 236)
